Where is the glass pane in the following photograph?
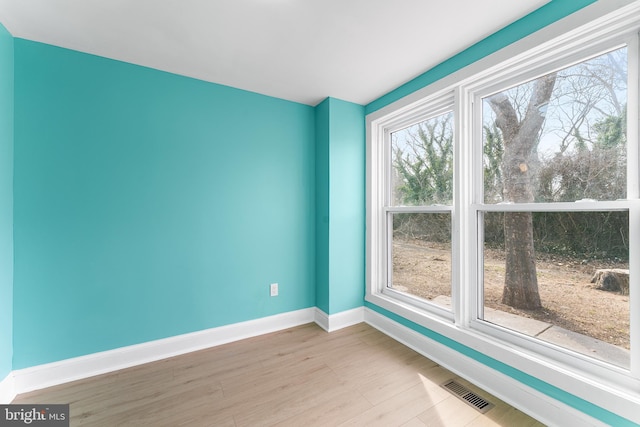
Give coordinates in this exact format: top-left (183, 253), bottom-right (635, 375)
top-left (391, 111), bottom-right (454, 206)
top-left (390, 212), bottom-right (451, 309)
top-left (483, 47), bottom-right (627, 203)
top-left (482, 210), bottom-right (630, 368)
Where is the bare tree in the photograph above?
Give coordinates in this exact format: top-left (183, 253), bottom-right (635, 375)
top-left (393, 48), bottom-right (626, 311)
top-left (487, 73), bottom-right (557, 309)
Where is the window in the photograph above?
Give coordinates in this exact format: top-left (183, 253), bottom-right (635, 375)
top-left (367, 4), bottom-right (640, 420)
top-left (474, 46), bottom-right (632, 369)
top-left (387, 110), bottom-right (454, 313)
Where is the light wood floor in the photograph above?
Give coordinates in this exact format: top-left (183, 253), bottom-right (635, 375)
top-left (13, 323), bottom-right (545, 426)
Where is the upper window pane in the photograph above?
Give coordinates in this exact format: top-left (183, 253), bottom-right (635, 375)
top-left (483, 47), bottom-right (628, 203)
top-left (391, 112), bottom-right (454, 206)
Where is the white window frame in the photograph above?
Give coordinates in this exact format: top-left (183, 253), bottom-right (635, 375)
top-left (379, 92), bottom-right (457, 322)
top-left (366, 2), bottom-right (640, 422)
top-left (465, 38), bottom-right (639, 373)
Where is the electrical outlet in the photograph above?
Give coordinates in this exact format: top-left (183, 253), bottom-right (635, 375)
top-left (270, 283), bottom-right (278, 297)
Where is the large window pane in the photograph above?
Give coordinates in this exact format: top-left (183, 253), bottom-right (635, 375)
top-left (390, 212), bottom-right (451, 308)
top-left (391, 112), bottom-right (454, 206)
top-left (483, 47), bottom-right (627, 204)
top-left (482, 210), bottom-right (630, 368)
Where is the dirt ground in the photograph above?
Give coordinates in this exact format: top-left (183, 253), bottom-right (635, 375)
top-left (392, 238), bottom-right (630, 349)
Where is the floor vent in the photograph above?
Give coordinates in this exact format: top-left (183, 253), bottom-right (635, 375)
top-left (441, 380), bottom-right (495, 414)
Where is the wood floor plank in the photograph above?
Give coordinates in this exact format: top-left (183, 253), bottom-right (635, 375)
top-left (232, 366), bottom-right (347, 426)
top-left (219, 353), bottom-right (326, 399)
top-left (273, 388), bottom-right (373, 427)
top-left (338, 382), bottom-right (449, 427)
top-left (357, 356), bottom-right (439, 406)
top-left (465, 403), bottom-right (545, 427)
top-left (401, 418), bottom-right (429, 427)
top-left (11, 323), bottom-right (544, 426)
top-left (417, 394), bottom-right (482, 427)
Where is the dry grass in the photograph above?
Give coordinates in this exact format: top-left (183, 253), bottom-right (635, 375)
top-left (392, 238), bottom-right (630, 349)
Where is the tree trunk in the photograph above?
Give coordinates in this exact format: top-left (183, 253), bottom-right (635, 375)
top-left (590, 269), bottom-right (630, 295)
top-left (488, 74), bottom-right (556, 310)
top-left (503, 212), bottom-right (541, 308)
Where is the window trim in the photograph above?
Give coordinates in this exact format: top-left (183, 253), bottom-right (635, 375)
top-left (369, 90), bottom-right (457, 322)
top-left (466, 39), bottom-right (638, 375)
top-left (383, 103), bottom-right (456, 320)
top-left (366, 1), bottom-right (640, 421)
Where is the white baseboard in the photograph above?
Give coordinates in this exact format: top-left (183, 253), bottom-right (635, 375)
top-left (7, 304), bottom-right (607, 426)
top-left (13, 307), bottom-right (316, 395)
top-left (314, 307), bottom-right (364, 332)
top-left (0, 373), bottom-right (16, 404)
top-left (363, 307), bottom-right (607, 427)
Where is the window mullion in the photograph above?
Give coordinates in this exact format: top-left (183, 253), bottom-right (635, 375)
top-left (628, 33), bottom-right (640, 378)
top-left (456, 86), bottom-right (474, 327)
top-left (385, 206), bottom-right (452, 213)
top-left (627, 33), bottom-right (639, 200)
top-left (474, 201), bottom-right (632, 212)
top-left (629, 201), bottom-right (640, 378)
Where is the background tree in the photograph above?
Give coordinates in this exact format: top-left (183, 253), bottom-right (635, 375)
top-left (534, 106), bottom-right (628, 260)
top-left (392, 113), bottom-right (454, 242)
top-left (537, 112), bottom-right (626, 203)
top-left (393, 113), bottom-right (454, 206)
top-left (483, 123), bottom-right (504, 203)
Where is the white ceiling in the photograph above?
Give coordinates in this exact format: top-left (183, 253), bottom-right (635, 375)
top-left (0, 0), bottom-right (550, 106)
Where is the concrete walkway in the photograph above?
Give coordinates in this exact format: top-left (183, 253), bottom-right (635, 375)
top-left (431, 295), bottom-right (630, 369)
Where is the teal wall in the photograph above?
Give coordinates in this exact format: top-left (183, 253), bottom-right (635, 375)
top-left (315, 100), bottom-right (330, 313)
top-left (12, 40), bottom-right (316, 368)
top-left (364, 0), bottom-right (636, 425)
top-left (315, 98), bottom-right (365, 315)
top-left (0, 23), bottom-right (14, 380)
top-left (327, 99), bottom-right (365, 313)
